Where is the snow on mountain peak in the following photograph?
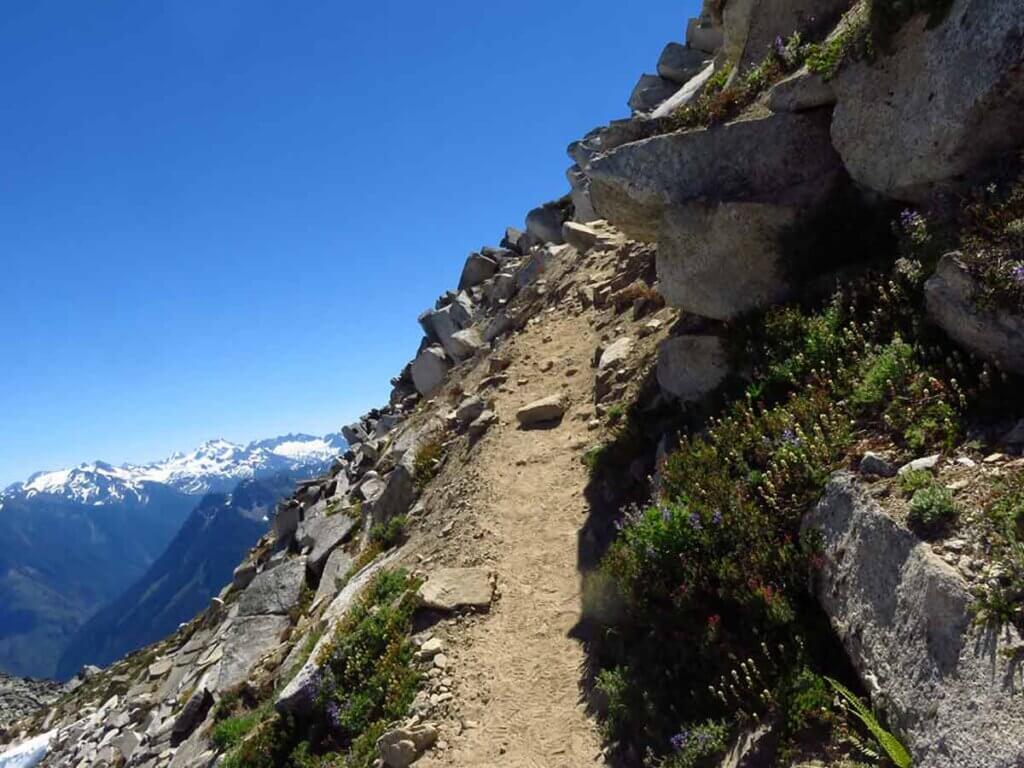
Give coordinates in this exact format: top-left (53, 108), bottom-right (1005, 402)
top-left (2, 433), bottom-right (345, 506)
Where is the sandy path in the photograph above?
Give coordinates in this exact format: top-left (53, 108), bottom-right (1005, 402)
top-left (419, 309), bottom-right (608, 767)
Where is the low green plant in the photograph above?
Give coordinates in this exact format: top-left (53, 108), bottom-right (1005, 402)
top-left (898, 469), bottom-right (932, 496)
top-left (907, 483), bottom-right (958, 536)
top-left (972, 473), bottom-right (1024, 628)
top-left (805, 3), bottom-right (873, 79)
top-left (212, 706), bottom-right (269, 750)
top-left (412, 432), bottom-right (446, 489)
top-left (826, 678), bottom-right (912, 768)
top-left (369, 514), bottom-right (408, 549)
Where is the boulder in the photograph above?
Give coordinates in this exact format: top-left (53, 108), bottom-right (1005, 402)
top-left (656, 335), bottom-right (731, 401)
top-left (458, 253), bottom-right (499, 291)
top-left (501, 226), bottom-right (524, 253)
top-left (657, 42), bottom-right (711, 84)
top-left (313, 547), bottom-right (354, 605)
top-left (721, 0), bottom-right (847, 71)
top-left (378, 723), bottom-right (439, 767)
top-left (448, 328), bottom-right (485, 360)
top-left (562, 221), bottom-right (602, 252)
top-left (411, 346), bottom-right (450, 397)
top-left (588, 111), bottom-right (841, 242)
top-left (803, 474), bottom-right (1024, 767)
top-left (859, 452), bottom-right (897, 478)
top-left (485, 272), bottom-right (517, 304)
top-left (566, 164), bottom-right (598, 223)
top-left (515, 395), bottom-right (566, 427)
top-left (598, 337), bottom-right (634, 372)
top-left (454, 396), bottom-right (486, 427)
top-left (215, 614), bottom-right (291, 692)
top-left (830, 0), bottom-right (1024, 201)
top-left (342, 422), bottom-right (368, 446)
top-left (525, 202), bottom-right (567, 244)
top-left (231, 561), bottom-right (257, 592)
top-left (656, 201), bottom-right (798, 319)
top-left (238, 557), bottom-right (306, 616)
top-left (419, 304), bottom-right (472, 360)
top-left (628, 74), bottom-right (680, 114)
top-left (276, 552), bottom-right (401, 716)
top-left (365, 465), bottom-right (415, 528)
top-left (272, 502), bottom-right (301, 543)
top-left (468, 409), bottom-right (497, 438)
top-left (170, 688), bottom-right (212, 746)
top-left (418, 568), bottom-right (494, 612)
top-left (482, 310), bottom-right (514, 343)
top-left (296, 514), bottom-right (357, 577)
top-left (686, 15), bottom-right (723, 54)
top-left (767, 67), bottom-right (836, 112)
top-left (651, 61), bottom-right (717, 119)
top-left (925, 254), bottom-right (1024, 375)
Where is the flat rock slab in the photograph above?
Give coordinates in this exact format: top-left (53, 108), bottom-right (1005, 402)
top-left (297, 514), bottom-right (356, 576)
top-left (516, 395), bottom-right (566, 428)
top-left (314, 547), bottom-right (355, 606)
top-left (215, 614), bottom-right (290, 692)
top-left (418, 568), bottom-right (493, 612)
top-left (238, 556), bottom-right (306, 616)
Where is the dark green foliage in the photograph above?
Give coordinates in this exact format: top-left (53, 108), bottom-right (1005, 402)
top-left (805, 5), bottom-right (873, 80)
top-left (907, 484), bottom-right (959, 537)
top-left (212, 706), bottom-right (267, 750)
top-left (412, 432), bottom-right (446, 490)
top-left (826, 678), bottom-right (912, 767)
top-left (958, 170), bottom-right (1024, 312)
top-left (369, 515), bottom-right (408, 549)
top-left (661, 721), bottom-right (730, 768)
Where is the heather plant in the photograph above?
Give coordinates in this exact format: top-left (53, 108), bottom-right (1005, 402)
top-left (590, 248), bottom-right (1013, 758)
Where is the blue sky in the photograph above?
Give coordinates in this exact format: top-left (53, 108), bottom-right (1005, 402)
top-left (0, 0), bottom-right (696, 486)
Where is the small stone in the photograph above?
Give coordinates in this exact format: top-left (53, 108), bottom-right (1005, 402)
top-left (433, 654), bottom-right (449, 670)
top-left (984, 453), bottom-right (1006, 464)
top-left (898, 454), bottom-right (941, 474)
top-left (860, 452), bottom-right (896, 478)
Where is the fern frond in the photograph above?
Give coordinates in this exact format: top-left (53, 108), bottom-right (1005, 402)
top-left (826, 677), bottom-right (913, 768)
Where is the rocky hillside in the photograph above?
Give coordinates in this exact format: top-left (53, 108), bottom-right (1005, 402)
top-left (0, 435), bottom-right (344, 680)
top-left (2, 0), bottom-right (1023, 766)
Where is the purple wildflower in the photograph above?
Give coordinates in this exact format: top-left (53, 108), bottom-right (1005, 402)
top-left (781, 428), bottom-right (801, 446)
top-left (671, 731), bottom-right (689, 751)
top-left (689, 512), bottom-right (703, 531)
top-left (712, 510), bottom-right (723, 526)
top-left (773, 35), bottom-right (786, 58)
top-left (1012, 264), bottom-right (1024, 286)
top-left (660, 505), bottom-right (672, 523)
top-left (325, 700), bottom-right (342, 732)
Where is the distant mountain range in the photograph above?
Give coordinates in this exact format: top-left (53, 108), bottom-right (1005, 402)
top-left (0, 433), bottom-right (345, 679)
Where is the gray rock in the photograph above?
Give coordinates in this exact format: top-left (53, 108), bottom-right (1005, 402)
top-left (482, 310), bottom-right (514, 343)
top-left (657, 42), bottom-right (710, 84)
top-left (365, 465), bottom-right (415, 528)
top-left (458, 253), bottom-right (499, 291)
top-left (628, 74), bottom-right (680, 114)
top-left (722, 0), bottom-right (847, 71)
top-left (501, 226), bottom-right (524, 253)
top-left (272, 502), bottom-right (301, 543)
top-left (589, 111), bottom-right (841, 243)
top-left (313, 547), bottom-right (354, 605)
top-left (657, 201), bottom-right (798, 319)
top-left (420, 304), bottom-right (473, 360)
top-left (686, 15), bottom-right (723, 54)
top-left (803, 474), bottom-right (1024, 767)
top-left (238, 557), bottom-right (306, 616)
top-left (566, 164), bottom-right (598, 223)
top-left (215, 614), bottom-right (290, 691)
top-left (378, 723), bottom-right (438, 767)
top-left (411, 346), bottom-right (450, 397)
top-left (418, 568), bottom-right (493, 612)
top-left (830, 0), bottom-right (1024, 200)
top-left (656, 335), bottom-right (730, 402)
top-left (486, 272), bottom-right (517, 305)
top-left (342, 422), bottom-right (368, 446)
top-left (468, 409), bottom-right (497, 438)
top-left (170, 688), bottom-right (211, 746)
top-left (767, 67), bottom-right (835, 112)
top-left (859, 452), bottom-right (896, 478)
top-left (297, 514), bottom-right (356, 577)
top-left (898, 454), bottom-right (941, 475)
top-left (448, 328), bottom-right (485, 361)
top-left (925, 254), bottom-right (1024, 376)
top-left (561, 221), bottom-right (601, 252)
top-left (650, 61), bottom-right (716, 119)
top-left (516, 395), bottom-right (566, 427)
top-left (455, 396), bottom-right (486, 427)
top-left (525, 202), bottom-right (567, 244)
top-left (598, 337), bottom-right (634, 371)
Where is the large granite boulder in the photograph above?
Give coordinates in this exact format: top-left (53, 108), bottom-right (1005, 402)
top-left (566, 164), bottom-right (598, 223)
top-left (830, 0), bottom-right (1024, 201)
top-left (525, 202), bottom-right (568, 245)
top-left (214, 614), bottom-right (291, 692)
top-left (411, 346), bottom-right (450, 397)
top-left (588, 110), bottom-right (841, 241)
top-left (803, 474), bottom-right (1024, 768)
top-left (365, 464), bottom-right (415, 528)
top-left (296, 514), bottom-right (357, 577)
top-left (628, 74), bottom-right (680, 114)
top-left (238, 557), bottom-right (306, 616)
top-left (657, 42), bottom-right (711, 84)
top-left (656, 334), bottom-right (731, 401)
top-left (722, 0), bottom-right (848, 71)
top-left (657, 201), bottom-right (799, 319)
top-left (458, 253), bottom-right (499, 291)
top-left (925, 253), bottom-right (1024, 375)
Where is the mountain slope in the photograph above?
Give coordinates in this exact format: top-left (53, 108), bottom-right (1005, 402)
top-left (0, 433), bottom-right (344, 679)
top-left (55, 473), bottom-right (303, 679)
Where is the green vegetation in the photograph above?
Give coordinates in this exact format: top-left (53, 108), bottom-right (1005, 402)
top-left (958, 170), bottom-right (1024, 312)
top-left (412, 431), bottom-right (446, 490)
top-left (587, 234), bottom-right (1014, 760)
top-left (805, 4), bottom-right (873, 80)
top-left (216, 569), bottom-right (422, 768)
top-left (369, 514), bottom-right (408, 549)
top-left (907, 483), bottom-right (959, 537)
top-left (972, 473), bottom-right (1024, 629)
top-left (898, 468), bottom-right (934, 497)
top-left (827, 678), bottom-right (912, 768)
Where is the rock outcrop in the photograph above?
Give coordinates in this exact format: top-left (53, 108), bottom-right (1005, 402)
top-left (804, 474), bottom-right (1024, 768)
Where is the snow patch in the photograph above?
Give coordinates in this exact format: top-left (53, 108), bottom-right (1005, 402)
top-left (0, 730), bottom-right (53, 768)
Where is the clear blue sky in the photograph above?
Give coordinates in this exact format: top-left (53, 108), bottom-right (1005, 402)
top-left (0, 0), bottom-right (696, 486)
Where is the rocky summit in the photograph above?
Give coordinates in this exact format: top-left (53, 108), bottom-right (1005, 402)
top-left (2, 1), bottom-right (1024, 767)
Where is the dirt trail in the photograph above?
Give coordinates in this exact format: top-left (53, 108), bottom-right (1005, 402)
top-left (419, 307), bottom-right (609, 767)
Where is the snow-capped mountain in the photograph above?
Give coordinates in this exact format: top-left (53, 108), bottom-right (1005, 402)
top-left (2, 433), bottom-right (346, 506)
